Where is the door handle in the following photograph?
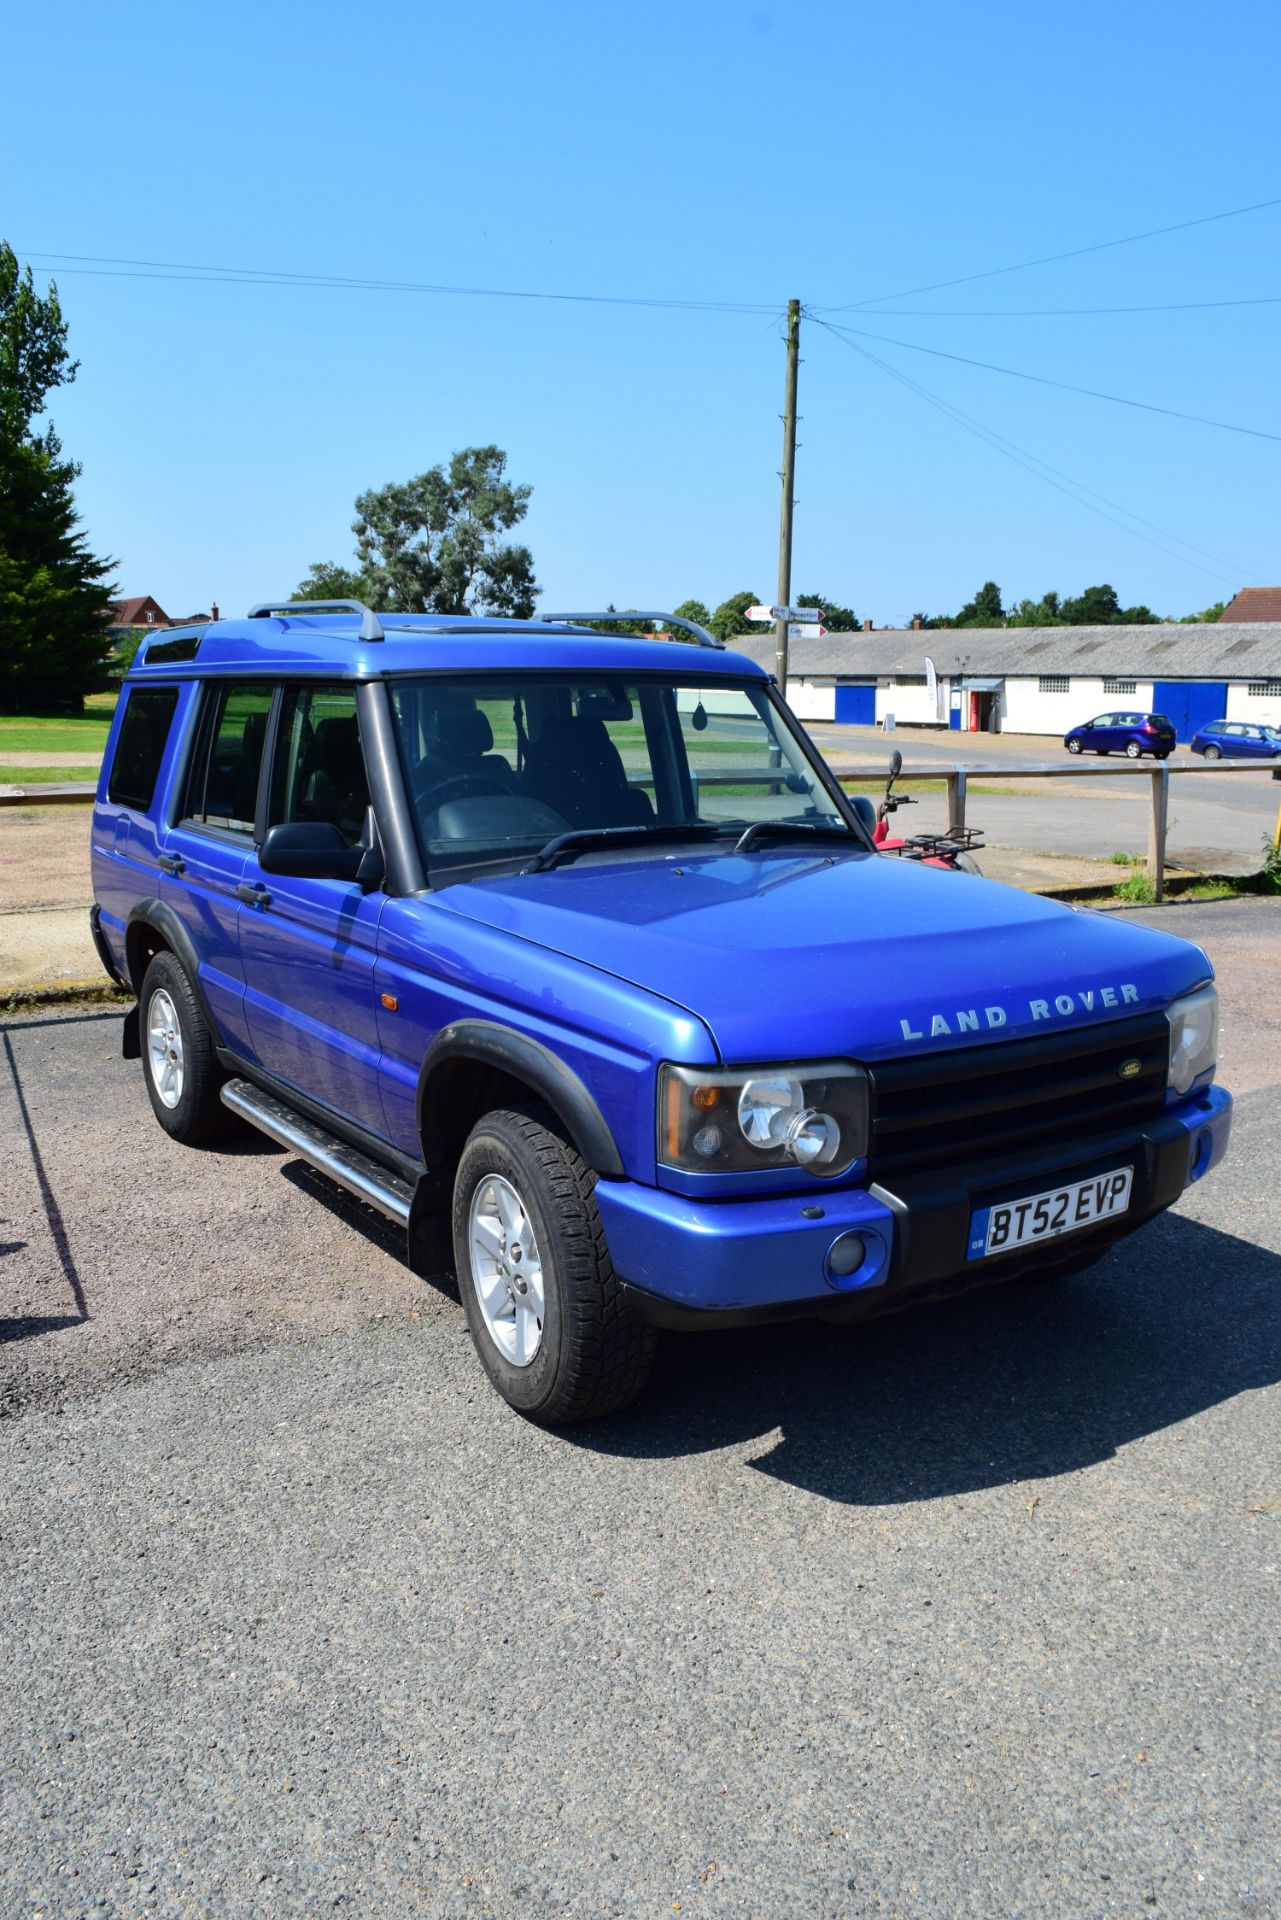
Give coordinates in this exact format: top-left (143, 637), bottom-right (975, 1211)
top-left (235, 882), bottom-right (272, 908)
top-left (157, 853), bottom-right (185, 877)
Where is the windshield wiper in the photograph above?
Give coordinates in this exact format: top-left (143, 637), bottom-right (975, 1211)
top-left (523, 823), bottom-right (723, 874)
top-left (734, 820), bottom-right (862, 856)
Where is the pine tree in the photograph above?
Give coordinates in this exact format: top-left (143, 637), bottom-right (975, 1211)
top-left (0, 243), bottom-right (115, 710)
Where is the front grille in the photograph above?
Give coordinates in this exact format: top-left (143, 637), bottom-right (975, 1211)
top-left (868, 1012), bottom-right (1169, 1178)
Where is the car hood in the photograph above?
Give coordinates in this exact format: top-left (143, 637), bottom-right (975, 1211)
top-left (435, 848), bottom-right (1212, 1063)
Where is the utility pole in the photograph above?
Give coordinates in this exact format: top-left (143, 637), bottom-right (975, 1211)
top-left (773, 298), bottom-right (801, 691)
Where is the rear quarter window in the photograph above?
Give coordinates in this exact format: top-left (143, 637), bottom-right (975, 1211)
top-left (107, 686), bottom-right (180, 812)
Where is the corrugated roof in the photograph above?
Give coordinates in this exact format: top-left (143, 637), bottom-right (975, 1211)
top-left (730, 622), bottom-right (1281, 680)
top-left (1219, 588), bottom-right (1281, 623)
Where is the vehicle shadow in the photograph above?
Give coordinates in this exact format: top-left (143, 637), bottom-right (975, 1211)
top-left (2, 1031), bottom-right (88, 1340)
top-left (569, 1211), bottom-right (1281, 1505)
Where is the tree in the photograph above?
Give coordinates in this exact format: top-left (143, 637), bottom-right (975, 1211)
top-left (797, 592), bottom-right (857, 631)
top-left (671, 598), bottom-right (712, 638)
top-left (305, 445), bottom-right (538, 617)
top-left (953, 580), bottom-right (1005, 627)
top-left (1058, 582), bottom-right (1157, 625)
top-left (0, 432), bottom-right (116, 709)
top-left (1007, 591), bottom-right (1062, 627)
top-left (0, 244), bottom-right (114, 710)
top-left (294, 559), bottom-right (370, 604)
top-left (1180, 600), bottom-right (1227, 624)
top-left (709, 590), bottom-right (761, 644)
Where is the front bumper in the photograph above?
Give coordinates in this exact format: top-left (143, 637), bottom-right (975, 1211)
top-left (597, 1084), bottom-right (1232, 1328)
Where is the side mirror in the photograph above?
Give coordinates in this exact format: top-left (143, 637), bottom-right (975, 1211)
top-left (259, 821), bottom-right (366, 882)
top-left (890, 749), bottom-right (903, 778)
top-left (850, 794), bottom-right (877, 836)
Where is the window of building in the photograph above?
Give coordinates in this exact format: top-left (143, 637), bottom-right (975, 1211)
top-left (893, 674), bottom-right (927, 686)
top-left (1247, 680), bottom-right (1281, 697)
top-left (184, 682), bottom-right (274, 833)
top-left (107, 686), bottom-right (180, 813)
top-left (1103, 678), bottom-right (1136, 694)
top-left (1038, 675), bottom-right (1070, 694)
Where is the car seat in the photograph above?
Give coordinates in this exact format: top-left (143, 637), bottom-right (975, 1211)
top-left (523, 714), bottom-right (654, 829)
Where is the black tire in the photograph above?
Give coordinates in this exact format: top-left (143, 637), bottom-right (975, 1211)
top-left (1125, 741), bottom-right (1142, 759)
top-left (138, 950), bottom-right (229, 1144)
top-left (452, 1103), bottom-right (657, 1424)
top-left (1203, 743), bottom-right (1221, 761)
top-left (953, 851), bottom-right (982, 875)
top-left (1066, 738), bottom-right (1082, 755)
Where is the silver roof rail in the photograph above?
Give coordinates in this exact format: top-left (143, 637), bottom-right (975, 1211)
top-left (541, 609), bottom-right (724, 651)
top-left (248, 598), bottom-right (385, 642)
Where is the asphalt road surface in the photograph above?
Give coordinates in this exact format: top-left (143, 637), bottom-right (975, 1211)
top-left (2, 901), bottom-right (1279, 1918)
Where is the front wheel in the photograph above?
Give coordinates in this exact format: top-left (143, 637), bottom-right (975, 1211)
top-left (1066, 738), bottom-right (1083, 755)
top-left (453, 1104), bottom-right (657, 1424)
top-left (1202, 743), bottom-right (1221, 761)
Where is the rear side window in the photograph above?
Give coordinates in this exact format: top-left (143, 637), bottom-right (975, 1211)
top-left (185, 682), bottom-right (274, 833)
top-left (107, 686), bottom-right (179, 812)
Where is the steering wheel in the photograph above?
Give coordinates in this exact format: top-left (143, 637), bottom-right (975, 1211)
top-left (413, 771), bottom-right (510, 810)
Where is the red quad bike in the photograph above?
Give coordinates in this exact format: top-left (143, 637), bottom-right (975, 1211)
top-left (871, 748), bottom-right (984, 874)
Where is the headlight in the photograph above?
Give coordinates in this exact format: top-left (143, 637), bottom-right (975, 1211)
top-left (658, 1062), bottom-right (868, 1177)
top-left (1166, 984), bottom-right (1218, 1096)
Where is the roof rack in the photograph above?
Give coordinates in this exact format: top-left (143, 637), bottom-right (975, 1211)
top-left (248, 598), bottom-right (385, 642)
top-left (541, 609), bottom-right (724, 651)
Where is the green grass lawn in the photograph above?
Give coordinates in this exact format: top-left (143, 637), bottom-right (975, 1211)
top-left (0, 693), bottom-right (116, 755)
top-left (0, 764), bottom-right (98, 785)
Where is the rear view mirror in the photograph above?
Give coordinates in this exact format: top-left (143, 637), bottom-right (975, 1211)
top-left (259, 821), bottom-right (366, 882)
top-left (890, 749), bottom-right (903, 778)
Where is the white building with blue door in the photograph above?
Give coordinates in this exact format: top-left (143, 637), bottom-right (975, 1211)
top-left (731, 623), bottom-right (1281, 740)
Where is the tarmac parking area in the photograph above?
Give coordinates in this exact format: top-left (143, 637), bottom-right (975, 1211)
top-left (2, 901), bottom-right (1279, 1918)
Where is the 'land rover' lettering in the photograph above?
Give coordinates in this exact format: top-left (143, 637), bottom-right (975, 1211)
top-left (899, 984), bottom-right (1141, 1043)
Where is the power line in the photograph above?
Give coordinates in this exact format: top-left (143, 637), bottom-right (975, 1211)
top-left (17, 248), bottom-right (779, 316)
top-left (844, 294), bottom-right (1281, 318)
top-left (819, 318), bottom-right (1281, 445)
top-left (811, 318), bottom-right (1263, 590)
top-left (818, 194), bottom-right (1281, 312)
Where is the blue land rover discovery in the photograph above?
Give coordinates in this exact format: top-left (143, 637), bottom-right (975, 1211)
top-left (90, 601), bottom-right (1232, 1422)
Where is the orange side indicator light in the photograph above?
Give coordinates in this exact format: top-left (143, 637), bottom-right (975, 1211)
top-left (380, 992), bottom-right (399, 1012)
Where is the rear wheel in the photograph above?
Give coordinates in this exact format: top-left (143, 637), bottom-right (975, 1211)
top-left (453, 1104), bottom-right (657, 1424)
top-left (139, 951), bottom-right (229, 1144)
top-left (1203, 743), bottom-right (1221, 761)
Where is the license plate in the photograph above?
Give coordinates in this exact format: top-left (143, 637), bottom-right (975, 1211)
top-left (967, 1166), bottom-right (1133, 1261)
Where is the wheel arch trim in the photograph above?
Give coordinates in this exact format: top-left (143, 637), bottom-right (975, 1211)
top-left (416, 1020), bottom-right (625, 1180)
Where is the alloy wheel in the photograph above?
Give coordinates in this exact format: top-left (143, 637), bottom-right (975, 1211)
top-left (468, 1173), bottom-right (546, 1368)
top-left (146, 987), bottom-right (184, 1109)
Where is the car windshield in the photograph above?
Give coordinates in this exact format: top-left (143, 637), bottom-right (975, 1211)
top-left (388, 672), bottom-right (850, 882)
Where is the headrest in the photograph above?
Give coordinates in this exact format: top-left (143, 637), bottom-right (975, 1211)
top-left (428, 707), bottom-right (494, 759)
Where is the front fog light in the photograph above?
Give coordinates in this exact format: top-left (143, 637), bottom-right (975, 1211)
top-left (1166, 984), bottom-right (1219, 1096)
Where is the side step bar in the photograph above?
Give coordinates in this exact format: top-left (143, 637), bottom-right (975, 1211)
top-left (220, 1077), bottom-right (413, 1227)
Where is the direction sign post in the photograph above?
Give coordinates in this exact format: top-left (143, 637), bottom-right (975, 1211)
top-left (747, 604), bottom-right (824, 624)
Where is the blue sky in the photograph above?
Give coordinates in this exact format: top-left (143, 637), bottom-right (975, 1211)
top-left (6, 0), bottom-right (1279, 625)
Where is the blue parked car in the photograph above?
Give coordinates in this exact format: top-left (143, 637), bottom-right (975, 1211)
top-left (1064, 710), bottom-right (1176, 758)
top-left (1190, 719), bottom-right (1281, 761)
top-left (89, 601), bottom-right (1231, 1422)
